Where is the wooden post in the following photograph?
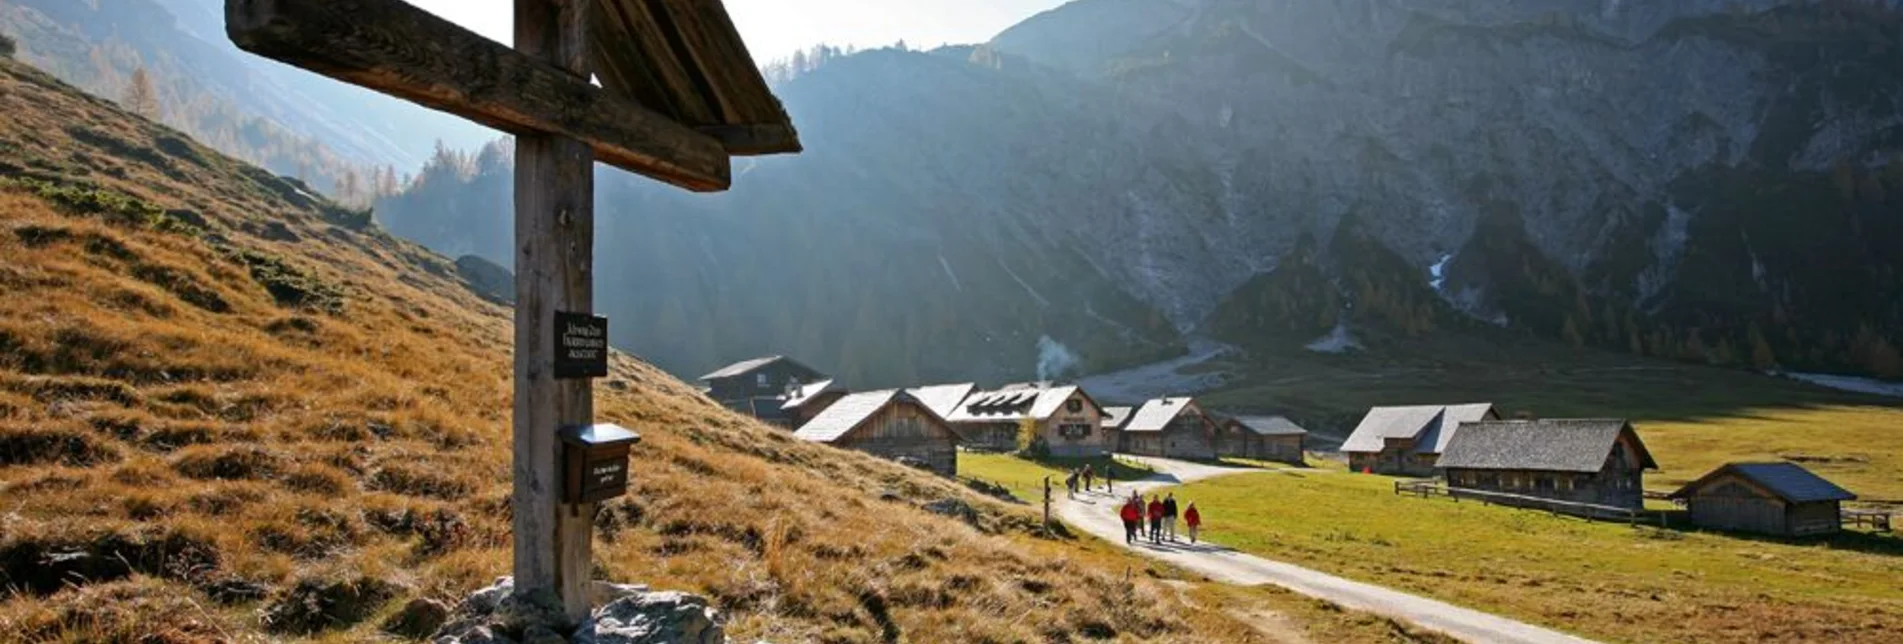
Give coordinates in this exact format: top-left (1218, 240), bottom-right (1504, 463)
top-left (1042, 476), bottom-right (1052, 531)
top-left (512, 0), bottom-right (597, 622)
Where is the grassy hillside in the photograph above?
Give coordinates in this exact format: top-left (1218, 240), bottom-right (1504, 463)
top-left (0, 56), bottom-right (1296, 642)
top-left (1163, 463), bottom-right (1903, 643)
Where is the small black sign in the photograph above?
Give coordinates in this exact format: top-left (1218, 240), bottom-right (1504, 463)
top-left (554, 311), bottom-right (608, 379)
top-left (580, 457), bottom-right (629, 501)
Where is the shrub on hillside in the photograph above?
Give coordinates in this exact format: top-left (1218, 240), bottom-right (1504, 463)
top-left (0, 33), bottom-right (16, 58)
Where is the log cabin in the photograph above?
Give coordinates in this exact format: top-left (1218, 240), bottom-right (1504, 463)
top-left (1341, 403), bottom-right (1498, 476)
top-left (1668, 462), bottom-right (1856, 537)
top-left (1214, 415), bottom-right (1307, 465)
top-left (794, 390), bottom-right (960, 477)
top-left (944, 384), bottom-right (1110, 457)
top-left (1437, 419), bottom-right (1658, 511)
top-left (1120, 397), bottom-right (1218, 460)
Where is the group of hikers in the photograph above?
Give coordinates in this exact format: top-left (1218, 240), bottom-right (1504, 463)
top-left (1118, 491), bottom-right (1200, 545)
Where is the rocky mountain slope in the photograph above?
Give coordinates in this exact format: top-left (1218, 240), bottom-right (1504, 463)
top-left (0, 55), bottom-right (1269, 642)
top-left (379, 0), bottom-right (1903, 387)
top-left (998, 0), bottom-right (1903, 376)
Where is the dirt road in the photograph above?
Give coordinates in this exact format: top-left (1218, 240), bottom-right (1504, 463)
top-left (1056, 456), bottom-right (1597, 644)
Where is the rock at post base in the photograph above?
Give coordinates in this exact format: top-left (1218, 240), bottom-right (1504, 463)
top-left (384, 597), bottom-right (453, 640)
top-left (574, 591), bottom-right (724, 644)
top-left (431, 577), bottom-right (727, 644)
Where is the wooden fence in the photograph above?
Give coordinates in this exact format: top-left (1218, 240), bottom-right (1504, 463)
top-left (1394, 478), bottom-right (1666, 526)
top-left (1843, 508), bottom-right (1894, 532)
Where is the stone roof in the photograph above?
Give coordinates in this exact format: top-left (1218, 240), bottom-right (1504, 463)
top-left (1669, 462), bottom-right (1856, 503)
top-left (1340, 403), bottom-right (1495, 454)
top-left (794, 390), bottom-right (946, 443)
top-left (1436, 419), bottom-right (1657, 473)
top-left (1123, 397), bottom-right (1200, 433)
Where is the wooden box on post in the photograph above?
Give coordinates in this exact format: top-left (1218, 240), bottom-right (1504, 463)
top-left (560, 423), bottom-right (640, 504)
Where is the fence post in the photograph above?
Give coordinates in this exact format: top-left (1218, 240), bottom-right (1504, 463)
top-left (1042, 476), bottom-right (1052, 532)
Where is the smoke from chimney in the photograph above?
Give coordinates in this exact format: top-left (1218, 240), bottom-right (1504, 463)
top-left (1035, 335), bottom-right (1080, 382)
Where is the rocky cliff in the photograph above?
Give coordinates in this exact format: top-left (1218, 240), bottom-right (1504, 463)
top-left (381, 0), bottom-right (1903, 384)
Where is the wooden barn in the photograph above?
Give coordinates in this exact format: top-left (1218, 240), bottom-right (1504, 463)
top-left (1342, 403), bottom-right (1497, 476)
top-left (794, 390), bottom-right (960, 477)
top-left (1668, 462), bottom-right (1856, 537)
top-left (1215, 415), bottom-right (1307, 465)
top-left (944, 384), bottom-right (1110, 457)
top-left (1437, 419), bottom-right (1658, 511)
top-left (1120, 397), bottom-right (1218, 460)
top-left (698, 355), bottom-right (826, 406)
top-left (1101, 406), bottom-right (1132, 454)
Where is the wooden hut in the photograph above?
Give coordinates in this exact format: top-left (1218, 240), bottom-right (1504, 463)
top-left (1215, 416), bottom-right (1307, 465)
top-left (698, 355), bottom-right (826, 405)
top-left (1668, 462), bottom-right (1856, 536)
top-left (944, 384), bottom-right (1110, 457)
top-left (794, 390), bottom-right (960, 477)
top-left (1437, 419), bottom-right (1657, 511)
top-left (1341, 403), bottom-right (1497, 476)
top-left (1120, 397), bottom-right (1218, 460)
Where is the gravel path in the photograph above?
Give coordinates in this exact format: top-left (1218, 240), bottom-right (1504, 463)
top-left (1056, 456), bottom-right (1598, 644)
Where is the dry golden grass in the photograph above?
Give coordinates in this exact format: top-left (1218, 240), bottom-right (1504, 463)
top-left (0, 58), bottom-right (1361, 642)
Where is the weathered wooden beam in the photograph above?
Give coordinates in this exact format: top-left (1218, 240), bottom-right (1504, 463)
top-left (226, 0), bottom-right (731, 191)
top-left (696, 123), bottom-right (803, 156)
top-left (513, 0), bottom-right (597, 623)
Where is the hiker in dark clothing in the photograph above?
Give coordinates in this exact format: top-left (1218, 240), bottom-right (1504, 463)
top-left (1162, 493), bottom-right (1179, 542)
top-left (1119, 496), bottom-right (1141, 544)
top-left (1065, 469), bottom-right (1079, 498)
top-left (1146, 496), bottom-right (1164, 544)
top-left (1081, 464), bottom-right (1095, 493)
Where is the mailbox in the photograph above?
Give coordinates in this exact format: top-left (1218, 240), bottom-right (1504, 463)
top-left (559, 423), bottom-right (640, 504)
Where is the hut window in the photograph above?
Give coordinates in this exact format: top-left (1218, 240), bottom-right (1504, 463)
top-left (756, 373), bottom-right (769, 387)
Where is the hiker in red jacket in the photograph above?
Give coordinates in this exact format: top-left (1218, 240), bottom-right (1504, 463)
top-left (1184, 502), bottom-right (1202, 544)
top-left (1146, 496), bottom-right (1165, 544)
top-left (1118, 496), bottom-right (1141, 544)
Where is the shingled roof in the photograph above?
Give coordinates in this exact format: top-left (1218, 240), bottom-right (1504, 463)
top-left (1227, 416), bottom-right (1308, 436)
top-left (779, 379), bottom-right (844, 410)
top-left (1101, 406), bottom-right (1133, 430)
top-left (1340, 403), bottom-right (1496, 454)
top-left (1669, 462), bottom-right (1857, 503)
top-left (906, 383), bottom-right (977, 419)
top-left (794, 390), bottom-right (949, 444)
top-left (1124, 397), bottom-right (1204, 433)
top-left (1436, 419), bottom-right (1658, 473)
top-left (944, 385), bottom-right (1098, 424)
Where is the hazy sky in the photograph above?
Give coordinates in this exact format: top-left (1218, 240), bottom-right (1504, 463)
top-left (407, 0), bottom-right (1071, 63)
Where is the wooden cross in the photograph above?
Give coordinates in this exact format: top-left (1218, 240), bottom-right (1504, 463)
top-left (225, 0), bottom-right (798, 620)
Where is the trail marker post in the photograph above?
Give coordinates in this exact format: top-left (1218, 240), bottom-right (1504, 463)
top-left (226, 0), bottom-right (798, 620)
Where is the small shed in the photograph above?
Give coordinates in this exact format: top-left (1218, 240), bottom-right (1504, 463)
top-left (1669, 462), bottom-right (1856, 537)
top-left (795, 390), bottom-right (960, 477)
top-left (1120, 397), bottom-right (1217, 460)
top-left (1215, 416), bottom-right (1307, 465)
